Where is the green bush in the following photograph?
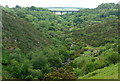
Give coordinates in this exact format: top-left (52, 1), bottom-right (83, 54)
top-left (73, 56), bottom-right (94, 69)
top-left (28, 69), bottom-right (43, 79)
top-left (93, 59), bottom-right (108, 69)
top-left (82, 61), bottom-right (96, 74)
top-left (105, 52), bottom-right (119, 64)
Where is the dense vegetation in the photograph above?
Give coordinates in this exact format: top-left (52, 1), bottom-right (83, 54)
top-left (1, 3), bottom-right (119, 80)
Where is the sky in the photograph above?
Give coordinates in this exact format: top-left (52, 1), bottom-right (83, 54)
top-left (0, 0), bottom-right (120, 8)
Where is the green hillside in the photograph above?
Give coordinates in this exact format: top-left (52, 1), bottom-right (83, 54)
top-left (2, 11), bottom-right (52, 53)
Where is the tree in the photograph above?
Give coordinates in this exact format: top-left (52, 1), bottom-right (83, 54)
top-left (15, 5), bottom-right (21, 8)
top-left (30, 6), bottom-right (36, 11)
top-left (48, 57), bottom-right (62, 68)
top-left (32, 53), bottom-right (49, 70)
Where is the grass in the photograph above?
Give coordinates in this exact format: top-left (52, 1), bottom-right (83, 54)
top-left (79, 63), bottom-right (118, 79)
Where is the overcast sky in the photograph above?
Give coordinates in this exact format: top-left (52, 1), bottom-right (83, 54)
top-left (0, 0), bottom-right (119, 8)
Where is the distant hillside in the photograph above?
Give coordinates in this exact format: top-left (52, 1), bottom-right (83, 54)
top-left (45, 7), bottom-right (82, 9)
top-left (73, 19), bottom-right (119, 47)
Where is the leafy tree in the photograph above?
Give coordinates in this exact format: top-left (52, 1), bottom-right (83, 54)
top-left (15, 5), bottom-right (21, 8)
top-left (48, 56), bottom-right (62, 68)
top-left (32, 53), bottom-right (49, 70)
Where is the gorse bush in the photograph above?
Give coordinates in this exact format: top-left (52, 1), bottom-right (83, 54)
top-left (43, 68), bottom-right (77, 81)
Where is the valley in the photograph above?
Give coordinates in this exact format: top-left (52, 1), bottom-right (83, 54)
top-left (1, 3), bottom-right (119, 80)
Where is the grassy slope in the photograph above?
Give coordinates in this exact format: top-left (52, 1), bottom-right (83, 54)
top-left (79, 64), bottom-right (118, 79)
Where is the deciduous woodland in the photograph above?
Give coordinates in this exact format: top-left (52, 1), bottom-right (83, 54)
top-left (1, 3), bottom-right (119, 80)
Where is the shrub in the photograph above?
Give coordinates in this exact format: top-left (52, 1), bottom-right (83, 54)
top-left (105, 52), bottom-right (119, 64)
top-left (73, 56), bottom-right (94, 69)
top-left (82, 61), bottom-right (96, 74)
top-left (28, 69), bottom-right (43, 79)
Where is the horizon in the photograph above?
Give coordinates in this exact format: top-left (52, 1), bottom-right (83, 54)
top-left (0, 0), bottom-right (119, 8)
